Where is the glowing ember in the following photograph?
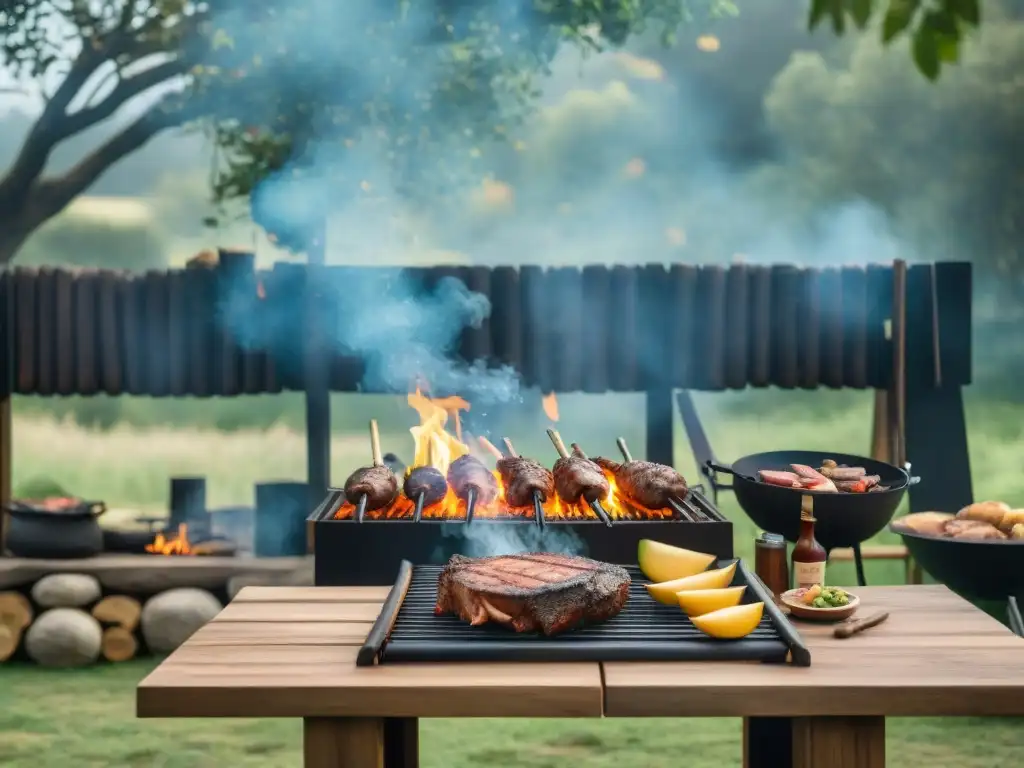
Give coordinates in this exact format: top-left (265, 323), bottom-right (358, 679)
top-left (333, 388), bottom-right (677, 522)
top-left (145, 524), bottom-right (193, 555)
top-left (542, 392), bottom-right (560, 422)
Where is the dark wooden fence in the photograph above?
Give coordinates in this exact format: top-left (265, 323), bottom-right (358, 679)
top-left (0, 257), bottom-right (971, 398)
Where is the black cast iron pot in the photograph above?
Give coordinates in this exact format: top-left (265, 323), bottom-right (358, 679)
top-left (706, 450), bottom-right (919, 552)
top-left (894, 528), bottom-right (1024, 602)
top-left (3, 500), bottom-right (107, 559)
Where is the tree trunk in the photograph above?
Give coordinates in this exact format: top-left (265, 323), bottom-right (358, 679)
top-left (0, 211), bottom-right (36, 266)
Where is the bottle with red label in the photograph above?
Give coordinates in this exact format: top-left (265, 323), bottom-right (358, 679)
top-left (791, 495), bottom-right (827, 589)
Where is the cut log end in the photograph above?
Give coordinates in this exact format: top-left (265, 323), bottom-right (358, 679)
top-left (101, 626), bottom-right (138, 662)
top-left (0, 623), bottom-right (19, 662)
top-left (0, 591), bottom-right (34, 632)
top-left (92, 595), bottom-right (143, 632)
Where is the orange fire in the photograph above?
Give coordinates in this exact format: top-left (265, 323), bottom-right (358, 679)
top-left (145, 524), bottom-right (193, 555)
top-left (542, 392), bottom-right (559, 422)
top-left (333, 389), bottom-right (676, 522)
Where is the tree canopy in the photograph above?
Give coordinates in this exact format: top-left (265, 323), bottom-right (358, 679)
top-left (0, 0), bottom-right (991, 263)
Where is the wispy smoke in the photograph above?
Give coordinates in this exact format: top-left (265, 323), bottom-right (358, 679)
top-left (442, 522), bottom-right (586, 559)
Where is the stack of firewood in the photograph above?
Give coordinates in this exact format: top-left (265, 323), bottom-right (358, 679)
top-left (0, 574), bottom-right (221, 666)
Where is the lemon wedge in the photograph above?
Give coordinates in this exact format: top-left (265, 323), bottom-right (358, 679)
top-left (637, 539), bottom-right (716, 583)
top-left (690, 602), bottom-right (764, 639)
top-left (675, 586), bottom-right (747, 616)
top-left (645, 562), bottom-right (737, 605)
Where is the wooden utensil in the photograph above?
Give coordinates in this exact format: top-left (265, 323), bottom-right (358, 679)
top-left (834, 611), bottom-right (890, 639)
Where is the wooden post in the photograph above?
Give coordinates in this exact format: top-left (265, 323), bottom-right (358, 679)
top-left (304, 222), bottom-right (331, 522)
top-left (169, 477), bottom-right (207, 532)
top-left (645, 387), bottom-right (674, 466)
top-left (0, 267), bottom-right (12, 553)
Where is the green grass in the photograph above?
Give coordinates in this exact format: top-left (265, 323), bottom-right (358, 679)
top-left (0, 662), bottom-right (1021, 767)
top-left (5, 388), bottom-right (1024, 766)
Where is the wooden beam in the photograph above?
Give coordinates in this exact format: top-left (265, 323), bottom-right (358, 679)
top-left (0, 266), bottom-right (12, 553)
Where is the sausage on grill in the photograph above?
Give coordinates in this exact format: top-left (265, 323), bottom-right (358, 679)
top-left (404, 466), bottom-right (448, 507)
top-left (344, 465), bottom-right (398, 511)
top-left (447, 455), bottom-right (499, 505)
top-left (497, 456), bottom-right (554, 507)
top-left (553, 455), bottom-right (609, 505)
top-left (593, 457), bottom-right (687, 510)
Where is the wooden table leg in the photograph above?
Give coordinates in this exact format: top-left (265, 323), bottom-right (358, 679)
top-left (304, 717), bottom-right (385, 768)
top-left (792, 717), bottom-right (885, 768)
top-left (745, 716), bottom-right (885, 768)
top-left (384, 718), bottom-right (419, 768)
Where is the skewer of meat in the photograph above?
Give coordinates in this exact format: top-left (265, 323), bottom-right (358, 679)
top-left (343, 420), bottom-right (398, 522)
top-left (447, 454), bottom-right (499, 523)
top-left (403, 439), bottom-right (448, 522)
top-left (500, 437), bottom-right (550, 528)
top-left (546, 430), bottom-right (612, 527)
top-left (608, 438), bottom-right (698, 521)
top-left (592, 437), bottom-right (690, 510)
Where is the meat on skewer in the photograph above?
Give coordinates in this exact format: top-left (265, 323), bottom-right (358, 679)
top-left (497, 438), bottom-right (554, 508)
top-left (344, 419), bottom-right (399, 513)
top-left (447, 454), bottom-right (499, 506)
top-left (592, 456), bottom-right (688, 510)
top-left (403, 466), bottom-right (448, 508)
top-left (547, 431), bottom-right (609, 505)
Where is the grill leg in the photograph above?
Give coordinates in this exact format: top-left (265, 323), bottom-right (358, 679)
top-left (853, 543), bottom-right (868, 587)
top-left (745, 716), bottom-right (885, 767)
top-left (304, 717), bottom-right (385, 768)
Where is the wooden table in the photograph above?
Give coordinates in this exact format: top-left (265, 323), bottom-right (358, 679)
top-left (137, 584), bottom-right (1024, 768)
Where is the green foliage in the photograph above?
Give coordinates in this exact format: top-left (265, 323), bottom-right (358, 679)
top-left (12, 475), bottom-right (70, 499)
top-left (808, 0), bottom-right (983, 78)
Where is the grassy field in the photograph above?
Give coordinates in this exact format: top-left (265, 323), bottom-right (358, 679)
top-left (3, 389), bottom-right (1024, 766)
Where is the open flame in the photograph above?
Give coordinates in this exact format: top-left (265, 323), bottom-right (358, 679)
top-left (333, 387), bottom-right (677, 522)
top-left (145, 524), bottom-right (193, 555)
top-left (542, 392), bottom-right (559, 422)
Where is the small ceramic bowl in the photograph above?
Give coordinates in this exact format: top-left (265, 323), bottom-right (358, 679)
top-left (781, 588), bottom-right (860, 622)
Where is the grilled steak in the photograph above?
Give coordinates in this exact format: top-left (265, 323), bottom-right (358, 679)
top-left (593, 457), bottom-right (688, 509)
top-left (497, 456), bottom-right (554, 507)
top-left (447, 455), bottom-right (499, 505)
top-left (344, 465), bottom-right (398, 510)
top-left (553, 456), bottom-right (609, 505)
top-left (403, 466), bottom-right (448, 506)
top-left (435, 553), bottom-right (630, 635)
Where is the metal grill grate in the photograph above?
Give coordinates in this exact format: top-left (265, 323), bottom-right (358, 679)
top-left (357, 560), bottom-right (810, 666)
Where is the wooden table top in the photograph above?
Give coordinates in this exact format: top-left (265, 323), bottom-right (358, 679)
top-left (137, 584), bottom-right (1024, 720)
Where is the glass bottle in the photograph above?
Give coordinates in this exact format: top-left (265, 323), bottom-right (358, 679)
top-left (791, 495), bottom-right (827, 589)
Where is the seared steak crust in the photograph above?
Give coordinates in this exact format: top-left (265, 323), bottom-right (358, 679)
top-left (344, 465), bottom-right (398, 510)
top-left (593, 457), bottom-right (688, 509)
top-left (435, 553), bottom-right (630, 635)
top-left (497, 456), bottom-right (554, 507)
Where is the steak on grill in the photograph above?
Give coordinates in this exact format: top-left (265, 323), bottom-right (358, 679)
top-left (593, 457), bottom-right (688, 509)
top-left (435, 553), bottom-right (630, 635)
top-left (496, 456), bottom-right (554, 507)
top-left (344, 465), bottom-right (398, 511)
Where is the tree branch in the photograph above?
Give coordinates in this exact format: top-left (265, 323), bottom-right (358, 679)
top-left (33, 98), bottom-right (195, 218)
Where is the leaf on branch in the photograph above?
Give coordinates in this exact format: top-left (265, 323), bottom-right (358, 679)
top-left (948, 0), bottom-right (980, 26)
top-left (848, 0), bottom-right (873, 29)
top-left (808, 0), bottom-right (831, 30)
top-left (882, 0), bottom-right (919, 42)
top-left (829, 0), bottom-right (845, 34)
top-left (912, 27), bottom-right (940, 80)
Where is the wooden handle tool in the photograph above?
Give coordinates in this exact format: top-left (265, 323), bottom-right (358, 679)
top-left (834, 611), bottom-right (889, 639)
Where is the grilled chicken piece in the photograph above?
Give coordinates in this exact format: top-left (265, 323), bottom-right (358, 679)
top-left (344, 465), bottom-right (398, 510)
top-left (497, 456), bottom-right (554, 507)
top-left (403, 466), bottom-right (448, 507)
top-left (447, 455), bottom-right (499, 505)
top-left (593, 457), bottom-right (688, 509)
top-left (552, 455), bottom-right (609, 505)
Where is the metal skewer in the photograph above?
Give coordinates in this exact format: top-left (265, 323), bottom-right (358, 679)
top-left (503, 437), bottom-right (545, 529)
top-left (413, 492), bottom-right (425, 523)
top-left (546, 429), bottom-right (613, 527)
top-left (358, 419), bottom-right (385, 524)
top-left (464, 487), bottom-right (476, 524)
